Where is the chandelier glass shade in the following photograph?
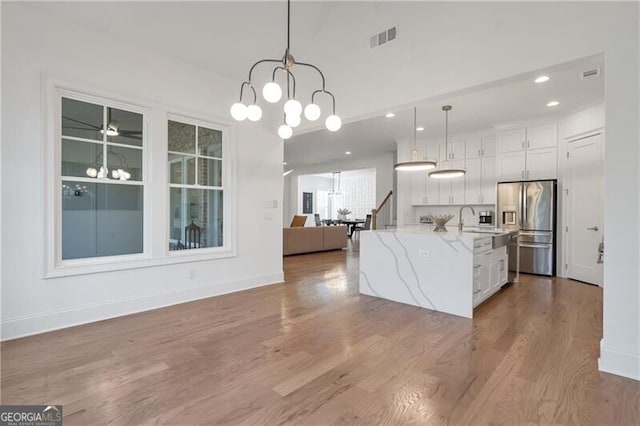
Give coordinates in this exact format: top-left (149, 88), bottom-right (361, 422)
top-left (394, 107), bottom-right (437, 172)
top-left (230, 0), bottom-right (341, 138)
top-left (428, 105), bottom-right (466, 179)
top-left (328, 171), bottom-right (344, 197)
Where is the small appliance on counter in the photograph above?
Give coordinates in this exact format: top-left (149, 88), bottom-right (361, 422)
top-left (478, 211), bottom-right (494, 226)
top-left (419, 215), bottom-right (434, 224)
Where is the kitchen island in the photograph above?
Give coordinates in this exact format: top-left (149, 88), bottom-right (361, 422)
top-left (359, 227), bottom-right (510, 318)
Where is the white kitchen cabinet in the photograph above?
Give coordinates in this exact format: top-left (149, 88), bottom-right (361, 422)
top-left (497, 150), bottom-right (526, 181)
top-left (526, 147), bottom-right (558, 180)
top-left (496, 123), bottom-right (558, 181)
top-left (497, 128), bottom-right (526, 153)
top-left (465, 155), bottom-right (497, 205)
top-left (439, 139), bottom-right (466, 161)
top-left (481, 156), bottom-right (497, 204)
top-left (473, 238), bottom-right (493, 307)
top-left (439, 160), bottom-right (466, 204)
top-left (491, 246), bottom-right (508, 291)
top-left (466, 135), bottom-right (497, 159)
top-left (526, 123), bottom-right (557, 150)
top-left (465, 158), bottom-right (482, 203)
top-left (410, 171), bottom-right (440, 205)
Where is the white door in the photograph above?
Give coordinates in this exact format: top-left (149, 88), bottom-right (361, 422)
top-left (450, 160), bottom-right (466, 204)
top-left (567, 133), bottom-right (604, 286)
top-left (410, 171), bottom-right (426, 205)
top-left (481, 134), bottom-right (497, 157)
top-left (466, 137), bottom-right (482, 159)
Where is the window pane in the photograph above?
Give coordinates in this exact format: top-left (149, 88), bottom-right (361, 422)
top-left (168, 120), bottom-right (195, 154)
top-left (198, 126), bottom-right (222, 158)
top-left (106, 107), bottom-right (143, 147)
top-left (198, 158), bottom-right (222, 187)
top-left (62, 97), bottom-right (103, 141)
top-left (62, 181), bottom-right (143, 260)
top-left (168, 154), bottom-right (195, 185)
top-left (62, 139), bottom-right (102, 178)
top-left (169, 188), bottom-right (223, 251)
top-left (108, 145), bottom-right (143, 181)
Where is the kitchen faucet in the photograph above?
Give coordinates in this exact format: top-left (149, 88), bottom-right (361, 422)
top-left (458, 205), bottom-right (476, 231)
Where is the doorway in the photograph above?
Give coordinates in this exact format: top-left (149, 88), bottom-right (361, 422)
top-left (566, 133), bottom-right (604, 286)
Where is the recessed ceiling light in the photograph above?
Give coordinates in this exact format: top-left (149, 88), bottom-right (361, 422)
top-left (535, 75), bottom-right (550, 83)
top-left (283, 162), bottom-right (287, 165)
top-left (345, 151), bottom-right (352, 155)
top-left (416, 126), bottom-right (425, 131)
top-left (547, 101), bottom-right (559, 107)
top-left (385, 112), bottom-right (395, 118)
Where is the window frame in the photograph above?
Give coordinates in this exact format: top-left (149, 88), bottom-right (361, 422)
top-left (45, 85), bottom-right (152, 277)
top-left (166, 113), bottom-right (232, 257)
top-left (44, 79), bottom-right (237, 278)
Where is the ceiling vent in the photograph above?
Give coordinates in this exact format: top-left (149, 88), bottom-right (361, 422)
top-left (370, 26), bottom-right (398, 48)
top-left (581, 68), bottom-right (600, 79)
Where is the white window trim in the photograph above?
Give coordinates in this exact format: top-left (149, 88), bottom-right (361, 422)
top-left (166, 113), bottom-right (234, 257)
top-left (43, 78), bottom-right (238, 278)
top-left (45, 82), bottom-right (152, 278)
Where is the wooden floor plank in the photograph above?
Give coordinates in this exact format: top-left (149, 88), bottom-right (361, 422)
top-left (2, 243), bottom-right (639, 425)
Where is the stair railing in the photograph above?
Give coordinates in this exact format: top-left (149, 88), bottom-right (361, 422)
top-left (371, 190), bottom-right (393, 230)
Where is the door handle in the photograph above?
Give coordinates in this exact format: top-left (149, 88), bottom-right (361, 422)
top-left (587, 226), bottom-right (600, 231)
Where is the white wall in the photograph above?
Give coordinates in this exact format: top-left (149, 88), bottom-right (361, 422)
top-left (306, 1), bottom-right (639, 381)
top-left (285, 152), bottom-right (395, 227)
top-left (1, 4), bottom-right (283, 339)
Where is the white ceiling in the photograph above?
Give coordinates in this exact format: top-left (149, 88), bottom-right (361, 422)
top-left (26, 2), bottom-right (605, 170)
top-left (286, 54), bottom-right (604, 168)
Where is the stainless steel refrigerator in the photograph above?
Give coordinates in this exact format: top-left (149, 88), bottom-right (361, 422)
top-left (497, 180), bottom-right (557, 276)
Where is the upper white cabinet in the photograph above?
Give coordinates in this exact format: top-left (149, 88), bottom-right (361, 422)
top-left (526, 123), bottom-right (557, 150)
top-left (440, 160), bottom-right (466, 204)
top-left (439, 139), bottom-right (466, 161)
top-left (497, 151), bottom-right (526, 181)
top-left (496, 123), bottom-right (558, 181)
top-left (497, 128), bottom-right (526, 153)
top-left (526, 147), bottom-right (558, 180)
top-left (465, 156), bottom-right (496, 204)
top-left (467, 134), bottom-right (497, 159)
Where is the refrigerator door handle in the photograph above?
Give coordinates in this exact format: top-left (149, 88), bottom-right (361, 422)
top-left (522, 183), bottom-right (528, 229)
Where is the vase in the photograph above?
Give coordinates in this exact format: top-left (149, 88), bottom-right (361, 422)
top-left (337, 214), bottom-right (346, 221)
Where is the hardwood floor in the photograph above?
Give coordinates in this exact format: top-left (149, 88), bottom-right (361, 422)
top-left (2, 244), bottom-right (639, 425)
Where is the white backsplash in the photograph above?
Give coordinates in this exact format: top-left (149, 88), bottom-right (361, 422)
top-left (413, 204), bottom-right (495, 226)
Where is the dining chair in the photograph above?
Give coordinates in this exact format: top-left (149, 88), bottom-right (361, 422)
top-left (352, 214), bottom-right (372, 239)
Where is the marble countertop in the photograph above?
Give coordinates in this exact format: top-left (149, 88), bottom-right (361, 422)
top-left (370, 226), bottom-right (512, 239)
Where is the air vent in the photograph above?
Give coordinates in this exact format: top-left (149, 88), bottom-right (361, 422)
top-left (370, 26), bottom-right (398, 48)
top-left (581, 68), bottom-right (600, 79)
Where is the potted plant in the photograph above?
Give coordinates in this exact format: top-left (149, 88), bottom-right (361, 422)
top-left (337, 208), bottom-right (351, 221)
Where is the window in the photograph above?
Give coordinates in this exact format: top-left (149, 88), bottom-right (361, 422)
top-left (59, 93), bottom-right (147, 261)
top-left (168, 117), bottom-right (225, 252)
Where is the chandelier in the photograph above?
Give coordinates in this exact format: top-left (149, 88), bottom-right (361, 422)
top-left (328, 171), bottom-right (344, 197)
top-left (229, 0), bottom-right (341, 139)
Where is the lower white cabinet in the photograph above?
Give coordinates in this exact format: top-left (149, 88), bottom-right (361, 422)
top-left (473, 241), bottom-right (509, 308)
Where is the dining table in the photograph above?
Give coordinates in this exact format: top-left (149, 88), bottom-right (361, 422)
top-left (341, 219), bottom-right (366, 238)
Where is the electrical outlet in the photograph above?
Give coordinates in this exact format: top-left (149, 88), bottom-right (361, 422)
top-left (418, 250), bottom-right (430, 258)
top-left (189, 269), bottom-right (196, 279)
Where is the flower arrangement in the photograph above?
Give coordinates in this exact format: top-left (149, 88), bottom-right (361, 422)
top-left (337, 208), bottom-right (352, 216)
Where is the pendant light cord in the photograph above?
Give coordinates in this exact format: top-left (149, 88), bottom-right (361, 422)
top-left (287, 0), bottom-right (291, 54)
top-left (444, 106), bottom-right (450, 161)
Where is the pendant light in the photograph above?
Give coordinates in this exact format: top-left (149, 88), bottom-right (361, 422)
top-left (230, 0), bottom-right (341, 137)
top-left (394, 107), bottom-right (437, 171)
top-left (328, 171), bottom-right (344, 197)
top-left (429, 105), bottom-right (466, 179)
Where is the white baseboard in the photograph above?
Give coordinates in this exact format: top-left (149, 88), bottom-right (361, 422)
top-left (599, 339), bottom-right (640, 381)
top-left (1, 271), bottom-right (284, 341)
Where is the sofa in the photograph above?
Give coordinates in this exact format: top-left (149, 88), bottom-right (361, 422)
top-left (283, 225), bottom-right (347, 256)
